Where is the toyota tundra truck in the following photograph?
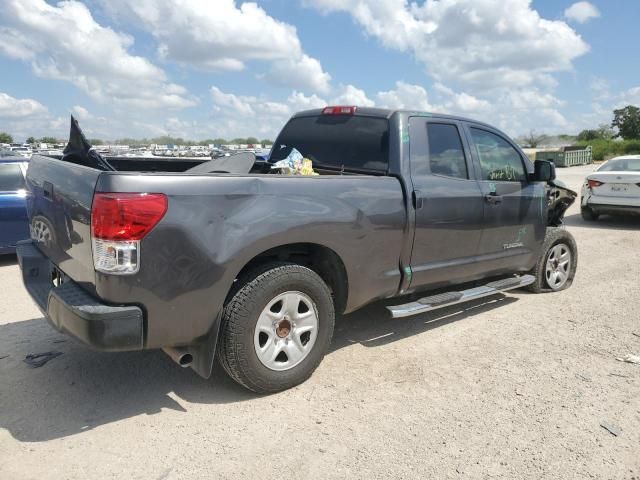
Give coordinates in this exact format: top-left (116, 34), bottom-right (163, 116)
top-left (17, 107), bottom-right (577, 393)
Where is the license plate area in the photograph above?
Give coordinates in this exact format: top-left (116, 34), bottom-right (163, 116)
top-left (610, 183), bottom-right (628, 192)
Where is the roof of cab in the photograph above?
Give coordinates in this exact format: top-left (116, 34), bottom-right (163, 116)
top-left (291, 107), bottom-right (496, 129)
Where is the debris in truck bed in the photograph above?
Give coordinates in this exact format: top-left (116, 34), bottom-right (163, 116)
top-left (62, 116), bottom-right (114, 171)
top-left (186, 151), bottom-right (256, 174)
top-left (23, 351), bottom-right (63, 368)
top-left (271, 148), bottom-right (318, 175)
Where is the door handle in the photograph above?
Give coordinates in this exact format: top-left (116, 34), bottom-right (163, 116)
top-left (412, 190), bottom-right (424, 209)
top-left (484, 194), bottom-right (502, 205)
top-left (43, 181), bottom-right (54, 201)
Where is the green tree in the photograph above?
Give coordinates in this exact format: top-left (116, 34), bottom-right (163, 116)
top-left (577, 129), bottom-right (600, 141)
top-left (26, 136), bottom-right (36, 144)
top-left (0, 132), bottom-right (13, 143)
top-left (611, 105), bottom-right (640, 140)
top-left (212, 138), bottom-right (227, 145)
top-left (596, 124), bottom-right (615, 140)
top-left (39, 136), bottom-right (59, 144)
top-left (260, 139), bottom-right (273, 145)
top-left (521, 130), bottom-right (547, 148)
top-left (89, 138), bottom-right (104, 145)
top-left (245, 137), bottom-right (259, 145)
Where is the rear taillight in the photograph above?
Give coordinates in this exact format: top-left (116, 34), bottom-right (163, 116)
top-left (91, 193), bottom-right (167, 274)
top-left (322, 105), bottom-right (356, 115)
top-left (587, 179), bottom-right (604, 188)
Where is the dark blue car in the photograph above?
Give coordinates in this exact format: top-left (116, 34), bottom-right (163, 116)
top-left (0, 151), bottom-right (29, 254)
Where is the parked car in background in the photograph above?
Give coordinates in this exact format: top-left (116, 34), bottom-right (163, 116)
top-left (581, 155), bottom-right (640, 220)
top-left (0, 150), bottom-right (29, 254)
top-left (9, 146), bottom-right (32, 159)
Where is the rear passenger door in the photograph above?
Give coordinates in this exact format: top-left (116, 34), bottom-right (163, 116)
top-left (464, 125), bottom-right (545, 275)
top-left (407, 118), bottom-right (484, 289)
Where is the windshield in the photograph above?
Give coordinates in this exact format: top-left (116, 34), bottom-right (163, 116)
top-left (271, 115), bottom-right (389, 173)
top-left (598, 158), bottom-right (640, 172)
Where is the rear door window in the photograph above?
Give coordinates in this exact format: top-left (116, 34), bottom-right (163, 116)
top-left (470, 128), bottom-right (527, 182)
top-left (427, 123), bottom-right (468, 179)
top-left (0, 164), bottom-right (25, 191)
top-left (271, 115), bottom-right (389, 173)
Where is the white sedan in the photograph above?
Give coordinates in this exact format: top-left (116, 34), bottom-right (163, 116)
top-left (581, 155), bottom-right (640, 221)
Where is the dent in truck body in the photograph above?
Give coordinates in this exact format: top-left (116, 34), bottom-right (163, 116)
top-left (93, 173), bottom-right (406, 352)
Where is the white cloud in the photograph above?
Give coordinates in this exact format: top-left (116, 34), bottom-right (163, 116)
top-left (305, 0), bottom-right (588, 91)
top-left (376, 81), bottom-right (432, 110)
top-left (565, 2), bottom-right (600, 24)
top-left (100, 0), bottom-right (331, 93)
top-left (0, 0), bottom-right (195, 109)
top-left (0, 92), bottom-right (47, 118)
top-left (330, 85), bottom-right (375, 107)
top-left (71, 105), bottom-right (90, 120)
top-left (265, 54), bottom-right (332, 94)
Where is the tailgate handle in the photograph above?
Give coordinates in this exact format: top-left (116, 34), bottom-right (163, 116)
top-left (43, 181), bottom-right (54, 200)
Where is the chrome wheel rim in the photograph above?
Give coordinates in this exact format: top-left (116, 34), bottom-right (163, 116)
top-left (254, 291), bottom-right (319, 371)
top-left (31, 219), bottom-right (52, 246)
top-left (545, 243), bottom-right (571, 290)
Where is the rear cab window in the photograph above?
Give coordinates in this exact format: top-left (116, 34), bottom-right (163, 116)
top-left (271, 115), bottom-right (389, 173)
top-left (469, 128), bottom-right (527, 182)
top-left (426, 123), bottom-right (468, 179)
top-left (0, 163), bottom-right (26, 192)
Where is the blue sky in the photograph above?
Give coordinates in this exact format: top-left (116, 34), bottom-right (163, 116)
top-left (0, 0), bottom-right (638, 141)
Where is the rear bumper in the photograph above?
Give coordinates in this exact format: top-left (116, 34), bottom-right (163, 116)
top-left (587, 203), bottom-right (640, 216)
top-left (16, 240), bottom-right (144, 351)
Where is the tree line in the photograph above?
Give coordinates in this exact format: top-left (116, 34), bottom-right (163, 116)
top-left (0, 134), bottom-right (273, 146)
top-left (4, 105), bottom-right (639, 153)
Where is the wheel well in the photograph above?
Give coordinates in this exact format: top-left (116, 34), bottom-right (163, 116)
top-left (234, 243), bottom-right (348, 314)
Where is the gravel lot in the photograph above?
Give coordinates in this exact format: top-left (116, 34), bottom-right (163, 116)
top-left (1, 164), bottom-right (639, 480)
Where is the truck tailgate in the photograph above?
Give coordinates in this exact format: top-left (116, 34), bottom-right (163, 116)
top-left (26, 154), bottom-right (100, 287)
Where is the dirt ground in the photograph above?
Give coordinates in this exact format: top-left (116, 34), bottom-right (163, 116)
top-left (1, 164), bottom-right (639, 480)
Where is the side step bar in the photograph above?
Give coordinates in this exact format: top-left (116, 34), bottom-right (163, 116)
top-left (387, 275), bottom-right (535, 318)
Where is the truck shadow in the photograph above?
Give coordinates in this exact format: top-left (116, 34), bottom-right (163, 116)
top-left (0, 293), bottom-right (515, 443)
top-left (0, 253), bottom-right (18, 267)
top-left (563, 212), bottom-right (640, 230)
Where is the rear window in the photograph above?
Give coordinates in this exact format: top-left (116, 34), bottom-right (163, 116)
top-left (0, 163), bottom-right (25, 191)
top-left (271, 115), bottom-right (389, 172)
top-left (598, 158), bottom-right (640, 172)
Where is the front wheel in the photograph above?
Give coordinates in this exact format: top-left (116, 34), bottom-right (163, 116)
top-left (217, 263), bottom-right (335, 393)
top-left (526, 227), bottom-right (578, 293)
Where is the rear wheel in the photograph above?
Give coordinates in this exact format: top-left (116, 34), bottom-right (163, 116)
top-left (217, 263), bottom-right (335, 393)
top-left (526, 227), bottom-right (577, 293)
top-left (581, 206), bottom-right (599, 221)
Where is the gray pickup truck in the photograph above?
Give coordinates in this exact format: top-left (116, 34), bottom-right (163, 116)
top-left (17, 107), bottom-right (577, 393)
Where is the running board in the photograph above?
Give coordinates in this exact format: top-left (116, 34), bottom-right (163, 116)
top-left (387, 275), bottom-right (535, 318)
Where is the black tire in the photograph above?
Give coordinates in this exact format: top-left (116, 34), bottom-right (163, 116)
top-left (526, 227), bottom-right (578, 293)
top-left (217, 262), bottom-right (335, 394)
top-left (581, 206), bottom-right (599, 221)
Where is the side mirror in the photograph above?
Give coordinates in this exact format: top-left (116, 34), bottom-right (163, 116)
top-left (532, 159), bottom-right (555, 182)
